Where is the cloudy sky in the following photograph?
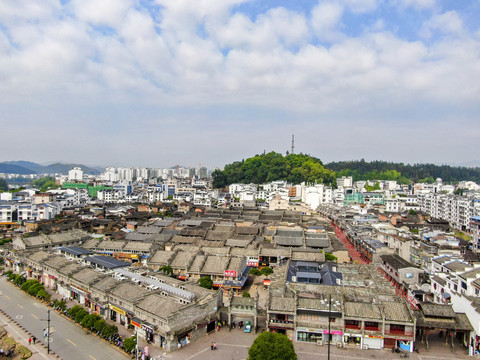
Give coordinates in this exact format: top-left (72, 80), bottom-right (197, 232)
top-left (1, 0), bottom-right (479, 169)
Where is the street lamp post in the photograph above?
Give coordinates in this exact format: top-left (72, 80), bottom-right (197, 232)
top-left (40, 310), bottom-right (51, 354)
top-left (135, 328), bottom-right (139, 360)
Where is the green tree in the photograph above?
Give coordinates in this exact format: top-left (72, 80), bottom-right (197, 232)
top-left (67, 305), bottom-right (85, 319)
top-left (260, 267), bottom-right (273, 276)
top-left (123, 336), bottom-right (137, 353)
top-left (248, 332), bottom-right (297, 360)
top-left (27, 283), bottom-right (44, 296)
top-left (36, 289), bottom-right (51, 301)
top-left (242, 292), bottom-right (251, 298)
top-left (33, 176), bottom-right (59, 192)
top-left (101, 324), bottom-right (118, 339)
top-left (13, 274), bottom-right (26, 286)
top-left (325, 253), bottom-right (337, 262)
top-left (198, 276), bottom-right (213, 289)
top-left (74, 309), bottom-right (89, 323)
top-left (94, 319), bottom-right (107, 333)
top-left (81, 314), bottom-right (101, 330)
top-left (212, 152), bottom-right (336, 188)
top-left (0, 178), bottom-right (8, 192)
top-left (21, 279), bottom-right (39, 291)
top-left (160, 265), bottom-right (173, 275)
top-left (249, 268), bottom-right (261, 276)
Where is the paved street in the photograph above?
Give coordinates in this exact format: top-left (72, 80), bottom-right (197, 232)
top-left (149, 328), bottom-right (472, 360)
top-left (0, 277), bottom-right (129, 360)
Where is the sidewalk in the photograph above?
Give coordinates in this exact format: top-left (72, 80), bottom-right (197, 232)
top-left (48, 291), bottom-right (147, 358)
top-left (0, 309), bottom-right (57, 360)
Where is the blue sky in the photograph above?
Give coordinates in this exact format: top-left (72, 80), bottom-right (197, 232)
top-left (0, 0), bottom-right (479, 169)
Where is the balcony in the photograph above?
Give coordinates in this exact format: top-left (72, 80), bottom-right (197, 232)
top-left (345, 324), bottom-right (361, 330)
top-left (270, 319), bottom-right (294, 325)
top-left (269, 319), bottom-right (294, 329)
top-left (385, 329), bottom-right (414, 337)
top-left (364, 326), bottom-right (380, 332)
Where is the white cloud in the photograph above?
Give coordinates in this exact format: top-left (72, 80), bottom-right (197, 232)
top-left (212, 8), bottom-right (309, 52)
top-left (0, 0), bottom-right (479, 166)
top-left (420, 11), bottom-right (464, 39)
top-left (395, 0), bottom-right (437, 10)
top-left (70, 0), bottom-right (132, 28)
top-left (311, 2), bottom-right (345, 41)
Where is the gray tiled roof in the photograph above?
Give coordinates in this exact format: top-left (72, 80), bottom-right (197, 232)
top-left (344, 302), bottom-right (382, 320)
top-left (270, 296), bottom-right (296, 312)
top-left (110, 282), bottom-right (150, 302)
top-left (201, 255), bottom-right (230, 275)
top-left (136, 294), bottom-right (184, 319)
top-left (383, 301), bottom-right (412, 323)
top-left (188, 255), bottom-right (206, 273)
top-left (170, 251), bottom-right (196, 269)
top-left (148, 250), bottom-right (175, 265)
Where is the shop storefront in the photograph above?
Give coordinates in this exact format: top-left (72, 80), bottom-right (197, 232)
top-left (142, 322), bottom-right (155, 343)
top-left (344, 333), bottom-right (362, 346)
top-left (323, 330), bottom-right (343, 345)
top-left (363, 335), bottom-right (383, 349)
top-left (296, 328), bottom-right (323, 343)
top-left (70, 285), bottom-right (90, 306)
top-left (398, 340), bottom-right (413, 352)
top-left (177, 331), bottom-right (191, 348)
top-left (93, 303), bottom-right (106, 317)
top-left (109, 304), bottom-right (127, 324)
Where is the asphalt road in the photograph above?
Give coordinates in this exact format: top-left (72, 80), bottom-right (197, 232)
top-left (0, 277), bottom-right (129, 360)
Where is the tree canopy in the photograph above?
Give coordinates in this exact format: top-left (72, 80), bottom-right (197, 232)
top-left (248, 332), bottom-right (297, 360)
top-left (0, 178), bottom-right (8, 191)
top-left (326, 159), bottom-right (480, 184)
top-left (212, 152), bottom-right (336, 188)
top-left (212, 154), bottom-right (480, 189)
top-left (33, 176), bottom-right (58, 192)
top-left (198, 276), bottom-right (213, 289)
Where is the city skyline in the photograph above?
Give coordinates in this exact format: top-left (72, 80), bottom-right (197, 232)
top-left (1, 0), bottom-right (479, 169)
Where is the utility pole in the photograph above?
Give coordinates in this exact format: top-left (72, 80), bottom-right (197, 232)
top-left (41, 310), bottom-right (51, 354)
top-left (327, 295), bottom-right (331, 360)
top-left (291, 134), bottom-right (295, 154)
top-left (135, 328), bottom-right (139, 360)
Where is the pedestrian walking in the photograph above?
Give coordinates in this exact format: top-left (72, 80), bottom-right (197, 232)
top-left (210, 342), bottom-right (214, 350)
top-left (213, 342), bottom-right (217, 351)
top-left (28, 338), bottom-right (31, 345)
top-left (43, 329), bottom-right (48, 338)
top-left (32, 336), bottom-right (36, 344)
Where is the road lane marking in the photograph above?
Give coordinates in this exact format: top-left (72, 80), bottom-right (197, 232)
top-left (31, 314), bottom-right (39, 320)
top-left (4, 295), bottom-right (9, 300)
top-left (17, 304), bottom-right (24, 309)
top-left (89, 355), bottom-right (97, 360)
top-left (66, 338), bottom-right (77, 346)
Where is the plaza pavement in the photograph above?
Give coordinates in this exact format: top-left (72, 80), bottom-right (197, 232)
top-left (147, 327), bottom-right (472, 360)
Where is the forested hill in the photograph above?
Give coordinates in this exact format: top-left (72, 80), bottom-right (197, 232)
top-left (212, 152), bottom-right (336, 188)
top-left (325, 160), bottom-right (480, 184)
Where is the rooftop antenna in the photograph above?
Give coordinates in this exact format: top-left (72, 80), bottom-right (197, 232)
top-left (291, 134), bottom-right (295, 154)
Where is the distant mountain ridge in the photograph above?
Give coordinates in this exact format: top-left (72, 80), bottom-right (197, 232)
top-left (0, 161), bottom-right (100, 175)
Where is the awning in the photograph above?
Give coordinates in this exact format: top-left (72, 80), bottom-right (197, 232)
top-left (142, 322), bottom-right (155, 333)
top-left (131, 317), bottom-right (142, 328)
top-left (441, 292), bottom-right (451, 299)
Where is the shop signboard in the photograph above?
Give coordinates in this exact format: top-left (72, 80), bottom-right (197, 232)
top-left (225, 270), bottom-right (237, 277)
top-left (109, 305), bottom-right (126, 316)
top-left (323, 330), bottom-right (343, 335)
